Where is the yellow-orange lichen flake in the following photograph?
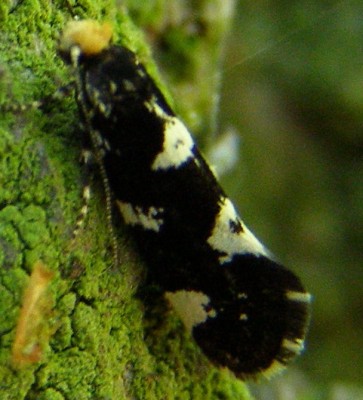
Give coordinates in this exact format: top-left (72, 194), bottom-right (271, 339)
top-left (12, 261), bottom-right (54, 368)
top-left (59, 20), bottom-right (113, 56)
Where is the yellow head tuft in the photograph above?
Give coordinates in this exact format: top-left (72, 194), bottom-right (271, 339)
top-left (59, 20), bottom-right (113, 56)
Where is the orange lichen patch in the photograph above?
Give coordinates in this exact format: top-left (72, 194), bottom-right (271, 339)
top-left (12, 261), bottom-right (54, 368)
top-left (59, 20), bottom-right (113, 56)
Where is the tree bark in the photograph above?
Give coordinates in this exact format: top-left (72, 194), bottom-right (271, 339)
top-left (0, 1), bottom-right (251, 398)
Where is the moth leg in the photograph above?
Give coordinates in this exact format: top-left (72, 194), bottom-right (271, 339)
top-left (0, 82), bottom-right (75, 113)
top-left (72, 144), bottom-right (94, 239)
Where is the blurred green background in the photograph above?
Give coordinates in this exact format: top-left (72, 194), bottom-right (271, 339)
top-left (217, 1), bottom-right (363, 399)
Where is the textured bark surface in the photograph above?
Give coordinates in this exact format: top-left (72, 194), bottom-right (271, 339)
top-left (0, 1), bottom-right (251, 399)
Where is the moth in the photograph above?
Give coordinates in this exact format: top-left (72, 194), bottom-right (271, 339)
top-left (58, 20), bottom-right (311, 380)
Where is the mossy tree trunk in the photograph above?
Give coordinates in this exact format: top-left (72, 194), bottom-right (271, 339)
top-left (0, 1), bottom-right (251, 399)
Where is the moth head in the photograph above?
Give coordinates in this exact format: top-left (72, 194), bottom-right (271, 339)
top-left (58, 20), bottom-right (113, 64)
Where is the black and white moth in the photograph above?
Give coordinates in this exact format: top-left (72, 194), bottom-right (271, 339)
top-left (58, 20), bottom-right (311, 380)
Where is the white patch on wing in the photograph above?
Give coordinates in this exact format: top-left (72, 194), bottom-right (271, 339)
top-left (122, 79), bottom-right (136, 92)
top-left (286, 291), bottom-right (311, 303)
top-left (144, 101), bottom-right (194, 170)
top-left (87, 84), bottom-right (112, 117)
top-left (207, 197), bottom-right (268, 264)
top-left (165, 290), bottom-right (216, 333)
top-left (282, 338), bottom-right (304, 354)
top-left (117, 201), bottom-right (164, 232)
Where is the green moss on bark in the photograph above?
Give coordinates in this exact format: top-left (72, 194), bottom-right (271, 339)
top-left (0, 1), bottom-right (251, 399)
